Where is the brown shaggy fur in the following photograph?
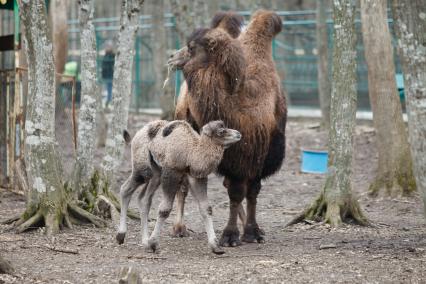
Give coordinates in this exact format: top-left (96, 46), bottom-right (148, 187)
top-left (178, 10), bottom-right (286, 180)
top-left (210, 11), bottom-right (244, 39)
top-left (174, 10), bottom-right (287, 245)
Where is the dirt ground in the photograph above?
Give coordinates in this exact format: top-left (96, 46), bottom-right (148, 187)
top-left (1, 114), bottom-right (425, 283)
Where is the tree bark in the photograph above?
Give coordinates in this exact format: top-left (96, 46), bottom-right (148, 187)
top-left (149, 0), bottom-right (174, 120)
top-left (361, 0), bottom-right (416, 197)
top-left (49, 0), bottom-right (68, 75)
top-left (288, 0), bottom-right (369, 227)
top-left (16, 0), bottom-right (106, 235)
top-left (73, 0), bottom-right (100, 194)
top-left (194, 0), bottom-right (209, 27)
top-left (20, 0), bottom-right (67, 235)
top-left (170, 0), bottom-right (197, 46)
top-left (316, 0), bottom-right (331, 129)
top-left (101, 0), bottom-right (144, 186)
top-left (391, 0), bottom-right (426, 216)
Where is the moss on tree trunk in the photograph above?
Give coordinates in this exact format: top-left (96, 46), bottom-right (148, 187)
top-left (360, 0), bottom-right (416, 198)
top-left (288, 0), bottom-right (369, 227)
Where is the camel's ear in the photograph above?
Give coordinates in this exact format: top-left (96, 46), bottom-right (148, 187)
top-left (207, 37), bottom-right (218, 52)
top-left (201, 124), bottom-right (213, 137)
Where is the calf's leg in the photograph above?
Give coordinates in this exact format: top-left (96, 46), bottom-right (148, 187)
top-left (172, 178), bottom-right (190, 237)
top-left (188, 176), bottom-right (224, 254)
top-left (116, 174), bottom-right (145, 244)
top-left (137, 174), bottom-right (161, 246)
top-left (147, 169), bottom-right (183, 252)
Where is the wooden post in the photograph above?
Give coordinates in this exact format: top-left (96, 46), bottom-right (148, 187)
top-left (6, 72), bottom-right (15, 188)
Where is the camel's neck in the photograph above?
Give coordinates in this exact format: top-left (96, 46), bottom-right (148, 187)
top-left (188, 135), bottom-right (224, 178)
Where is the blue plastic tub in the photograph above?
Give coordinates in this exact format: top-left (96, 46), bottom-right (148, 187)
top-left (301, 149), bottom-right (328, 174)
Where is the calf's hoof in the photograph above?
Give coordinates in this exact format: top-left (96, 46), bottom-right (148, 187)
top-left (172, 224), bottom-right (190, 238)
top-left (146, 238), bottom-right (159, 253)
top-left (210, 239), bottom-right (225, 255)
top-left (211, 246), bottom-right (225, 255)
top-left (241, 225), bottom-right (265, 243)
top-left (116, 232), bottom-right (126, 245)
top-left (219, 228), bottom-right (241, 247)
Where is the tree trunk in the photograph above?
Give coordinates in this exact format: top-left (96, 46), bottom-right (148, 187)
top-left (360, 0), bottom-right (416, 197)
top-left (316, 0), bottom-right (331, 129)
top-left (149, 0), bottom-right (174, 120)
top-left (170, 0), bottom-right (196, 46)
top-left (101, 0), bottom-right (144, 186)
top-left (20, 0), bottom-right (67, 235)
top-left (288, 0), bottom-right (369, 227)
top-left (73, 0), bottom-right (100, 194)
top-left (15, 0), bottom-right (106, 235)
top-left (194, 0), bottom-right (209, 27)
top-left (391, 0), bottom-right (426, 216)
top-left (49, 0), bottom-right (68, 75)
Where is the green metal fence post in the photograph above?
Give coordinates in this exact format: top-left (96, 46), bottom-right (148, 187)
top-left (171, 16), bottom-right (181, 96)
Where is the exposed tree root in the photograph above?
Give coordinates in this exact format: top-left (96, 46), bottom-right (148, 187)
top-left (80, 170), bottom-right (140, 220)
top-left (68, 204), bottom-right (107, 228)
top-left (95, 195), bottom-right (120, 226)
top-left (287, 191), bottom-right (371, 227)
top-left (14, 202), bottom-right (107, 235)
top-left (1, 215), bottom-right (21, 225)
top-left (16, 210), bottom-right (43, 233)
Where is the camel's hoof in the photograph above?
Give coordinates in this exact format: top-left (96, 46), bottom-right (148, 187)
top-left (172, 224), bottom-right (190, 238)
top-left (211, 246), bottom-right (225, 255)
top-left (116, 232), bottom-right (126, 245)
top-left (241, 225), bottom-right (265, 243)
top-left (219, 228), bottom-right (241, 247)
top-left (146, 239), bottom-right (159, 253)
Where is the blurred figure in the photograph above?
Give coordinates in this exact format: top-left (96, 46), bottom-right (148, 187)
top-left (102, 40), bottom-right (115, 106)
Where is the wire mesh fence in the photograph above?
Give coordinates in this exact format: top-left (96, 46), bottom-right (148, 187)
top-left (65, 10), bottom-right (404, 111)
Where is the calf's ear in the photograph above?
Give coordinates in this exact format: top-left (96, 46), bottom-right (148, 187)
top-left (201, 124), bottom-right (213, 137)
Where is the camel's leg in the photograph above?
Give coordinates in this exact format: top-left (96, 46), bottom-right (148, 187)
top-left (188, 176), bottom-right (224, 254)
top-left (147, 169), bottom-right (182, 253)
top-left (219, 178), bottom-right (246, 247)
top-left (116, 174), bottom-right (145, 244)
top-left (237, 203), bottom-right (246, 227)
top-left (224, 178), bottom-right (246, 227)
top-left (137, 173), bottom-right (160, 247)
top-left (172, 178), bottom-right (190, 237)
top-left (242, 178), bottom-right (264, 243)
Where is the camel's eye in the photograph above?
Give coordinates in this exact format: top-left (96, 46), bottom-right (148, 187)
top-left (188, 43), bottom-right (195, 55)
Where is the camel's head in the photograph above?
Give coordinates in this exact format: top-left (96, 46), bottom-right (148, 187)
top-left (167, 28), bottom-right (214, 71)
top-left (167, 11), bottom-right (244, 71)
top-left (168, 27), bottom-right (245, 94)
top-left (201, 120), bottom-right (241, 148)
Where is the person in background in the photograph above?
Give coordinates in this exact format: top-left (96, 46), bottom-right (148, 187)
top-left (102, 41), bottom-right (115, 106)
